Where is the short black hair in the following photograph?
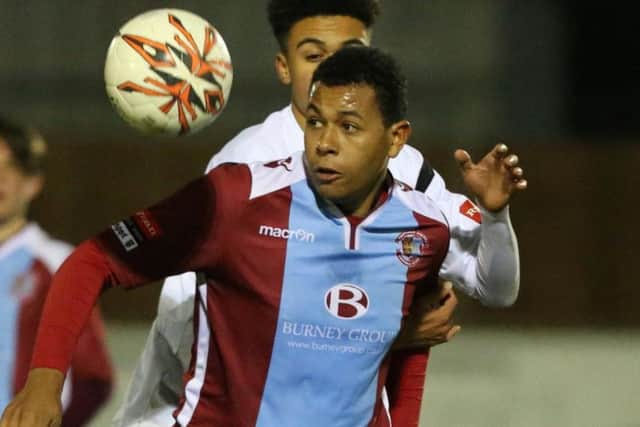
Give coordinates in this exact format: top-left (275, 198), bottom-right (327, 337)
top-left (0, 117), bottom-right (47, 175)
top-left (267, 0), bottom-right (381, 50)
top-left (311, 46), bottom-right (407, 127)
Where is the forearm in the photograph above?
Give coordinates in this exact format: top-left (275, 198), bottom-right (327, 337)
top-left (386, 349), bottom-right (429, 426)
top-left (62, 307), bottom-right (114, 426)
top-left (473, 205), bottom-right (520, 307)
top-left (31, 240), bottom-right (112, 374)
top-left (440, 202), bottom-right (520, 307)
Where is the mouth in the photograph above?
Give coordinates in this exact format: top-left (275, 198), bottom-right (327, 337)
top-left (314, 166), bottom-right (341, 184)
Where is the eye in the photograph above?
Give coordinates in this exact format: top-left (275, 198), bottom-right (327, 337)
top-left (342, 122), bottom-right (359, 133)
top-left (305, 53), bottom-right (325, 62)
top-left (307, 117), bottom-right (323, 128)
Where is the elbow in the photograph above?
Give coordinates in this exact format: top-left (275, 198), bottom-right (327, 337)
top-left (478, 282), bottom-right (519, 308)
top-left (482, 293), bottom-right (517, 308)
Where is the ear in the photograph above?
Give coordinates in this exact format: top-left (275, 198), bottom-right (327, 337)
top-left (275, 52), bottom-right (291, 85)
top-left (23, 174), bottom-right (44, 203)
top-left (387, 120), bottom-right (412, 158)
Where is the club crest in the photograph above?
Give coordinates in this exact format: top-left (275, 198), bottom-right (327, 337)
top-left (395, 231), bottom-right (429, 267)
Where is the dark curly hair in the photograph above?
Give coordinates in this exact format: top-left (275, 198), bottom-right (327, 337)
top-left (0, 117), bottom-right (47, 175)
top-left (267, 0), bottom-right (381, 50)
top-left (311, 46), bottom-right (407, 127)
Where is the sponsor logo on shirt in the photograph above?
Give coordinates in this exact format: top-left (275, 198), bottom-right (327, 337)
top-left (112, 221), bottom-right (139, 252)
top-left (112, 211), bottom-right (162, 252)
top-left (282, 321), bottom-right (393, 344)
top-left (264, 156), bottom-right (293, 171)
top-left (133, 210), bottom-right (162, 239)
top-left (395, 231), bottom-right (429, 267)
top-left (460, 199), bottom-right (482, 224)
top-left (258, 225), bottom-right (315, 243)
top-left (397, 181), bottom-right (413, 192)
top-left (324, 283), bottom-right (369, 319)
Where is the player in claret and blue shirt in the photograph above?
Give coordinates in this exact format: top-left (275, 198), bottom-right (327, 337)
top-left (1, 47), bottom-right (527, 427)
top-left (0, 118), bottom-right (113, 426)
top-left (113, 2), bottom-right (467, 425)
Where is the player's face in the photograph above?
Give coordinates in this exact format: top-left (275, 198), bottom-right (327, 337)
top-left (275, 16), bottom-right (371, 127)
top-left (304, 83), bottom-right (410, 217)
top-left (0, 140), bottom-right (41, 225)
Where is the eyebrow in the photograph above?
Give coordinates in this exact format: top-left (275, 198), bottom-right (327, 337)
top-left (296, 37), bottom-right (366, 50)
top-left (306, 103), bottom-right (364, 121)
top-left (306, 103), bottom-right (321, 114)
top-left (338, 110), bottom-right (364, 120)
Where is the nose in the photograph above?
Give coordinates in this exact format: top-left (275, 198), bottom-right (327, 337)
top-left (316, 125), bottom-right (339, 156)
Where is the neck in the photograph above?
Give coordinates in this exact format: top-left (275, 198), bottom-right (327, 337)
top-left (0, 216), bottom-right (27, 244)
top-left (337, 172), bottom-right (389, 218)
top-left (291, 102), bottom-right (307, 130)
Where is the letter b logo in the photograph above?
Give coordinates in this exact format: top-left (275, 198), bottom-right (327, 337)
top-left (325, 284), bottom-right (369, 319)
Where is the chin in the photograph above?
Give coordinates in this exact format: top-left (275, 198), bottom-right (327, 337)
top-left (315, 185), bottom-right (347, 205)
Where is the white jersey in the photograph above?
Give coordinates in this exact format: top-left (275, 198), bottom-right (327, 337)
top-left (113, 105), bottom-right (519, 427)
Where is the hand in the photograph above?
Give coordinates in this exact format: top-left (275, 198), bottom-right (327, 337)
top-left (455, 143), bottom-right (527, 212)
top-left (0, 368), bottom-right (64, 427)
top-left (393, 281), bottom-right (461, 349)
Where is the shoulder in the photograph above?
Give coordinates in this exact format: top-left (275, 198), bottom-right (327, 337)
top-left (24, 224), bottom-right (73, 273)
top-left (424, 169), bottom-right (446, 199)
top-left (418, 172), bottom-right (484, 228)
top-left (391, 144), bottom-right (425, 172)
top-left (245, 151), bottom-right (306, 200)
top-left (390, 147), bottom-right (478, 226)
top-left (205, 161), bottom-right (252, 195)
top-left (392, 183), bottom-right (448, 227)
top-left (206, 106), bottom-right (296, 172)
top-left (388, 145), bottom-right (440, 193)
top-left (207, 151), bottom-right (306, 202)
top-left (207, 124), bottom-right (264, 168)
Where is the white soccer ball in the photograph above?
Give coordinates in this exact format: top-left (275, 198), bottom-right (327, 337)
top-left (104, 9), bottom-right (233, 136)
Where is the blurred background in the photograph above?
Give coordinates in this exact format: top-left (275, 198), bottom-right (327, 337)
top-left (1, 1), bottom-right (638, 426)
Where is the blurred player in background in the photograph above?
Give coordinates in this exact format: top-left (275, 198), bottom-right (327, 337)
top-left (0, 118), bottom-right (113, 425)
top-left (0, 46), bottom-right (525, 427)
top-left (114, 2), bottom-right (463, 426)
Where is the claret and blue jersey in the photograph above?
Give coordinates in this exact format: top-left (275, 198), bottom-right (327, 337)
top-left (97, 151), bottom-right (450, 427)
top-left (0, 225), bottom-right (69, 410)
top-left (0, 243), bottom-right (36, 409)
top-left (1, 224), bottom-right (113, 421)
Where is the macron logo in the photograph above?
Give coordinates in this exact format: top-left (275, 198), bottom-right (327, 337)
top-left (258, 225), bottom-right (315, 243)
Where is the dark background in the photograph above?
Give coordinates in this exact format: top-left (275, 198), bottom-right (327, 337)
top-left (1, 1), bottom-right (638, 326)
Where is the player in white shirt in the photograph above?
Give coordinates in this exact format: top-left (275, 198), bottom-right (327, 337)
top-left (113, 2), bottom-right (523, 426)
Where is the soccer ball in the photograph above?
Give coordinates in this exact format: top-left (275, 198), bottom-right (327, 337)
top-left (104, 9), bottom-right (233, 136)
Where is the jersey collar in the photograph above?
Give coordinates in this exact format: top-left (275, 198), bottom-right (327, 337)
top-left (0, 222), bottom-right (43, 260)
